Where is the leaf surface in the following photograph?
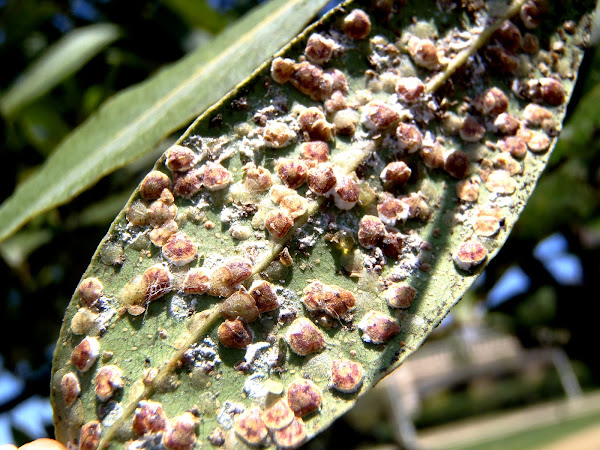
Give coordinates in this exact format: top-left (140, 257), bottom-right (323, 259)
top-left (50, 1), bottom-right (596, 449)
top-left (0, 0), bottom-right (331, 243)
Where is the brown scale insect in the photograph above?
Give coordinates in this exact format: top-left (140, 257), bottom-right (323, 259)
top-left (277, 159), bottom-right (308, 189)
top-left (262, 399), bottom-right (295, 431)
top-left (77, 277), bottom-right (103, 308)
top-left (330, 359), bottom-right (364, 393)
top-left (396, 123), bottom-right (423, 153)
top-left (218, 319), bottom-right (253, 349)
top-left (71, 337), bottom-right (100, 372)
top-left (244, 165), bottom-right (272, 192)
top-left (95, 365), bottom-right (124, 401)
top-left (162, 412), bottom-right (197, 450)
top-left (172, 169), bottom-right (203, 198)
top-left (201, 161), bottom-right (231, 191)
top-left (286, 379), bottom-right (322, 417)
top-left (181, 267), bottom-right (209, 294)
top-left (472, 87), bottom-right (508, 116)
top-left (132, 400), bottom-right (169, 436)
top-left (358, 311), bottom-right (400, 344)
top-left (454, 240), bottom-right (488, 271)
top-left (301, 141), bottom-right (329, 164)
top-left (222, 290), bottom-right (260, 323)
top-left (286, 318), bottom-right (325, 356)
top-left (343, 9), bottom-right (371, 40)
top-left (307, 164), bottom-right (337, 196)
top-left (234, 406), bottom-right (269, 446)
top-left (165, 145), bottom-right (197, 172)
top-left (444, 150), bottom-right (470, 179)
top-left (60, 372), bottom-right (81, 407)
top-left (140, 171), bottom-right (171, 200)
top-left (249, 280), bottom-right (280, 313)
top-left (395, 77), bottom-right (425, 104)
top-left (265, 209), bottom-right (294, 239)
top-left (80, 421), bottom-right (101, 450)
top-left (357, 215), bottom-right (387, 249)
top-left (162, 232), bottom-right (198, 266)
top-left (302, 281), bottom-right (356, 320)
top-left (304, 33), bottom-right (336, 65)
top-left (333, 175), bottom-right (360, 210)
top-left (289, 61), bottom-right (333, 101)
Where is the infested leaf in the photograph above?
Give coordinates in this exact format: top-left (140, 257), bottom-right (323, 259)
top-left (0, 0), bottom-right (332, 244)
top-left (50, 1), bottom-right (596, 449)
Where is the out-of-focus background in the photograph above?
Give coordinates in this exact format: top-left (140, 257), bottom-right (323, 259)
top-left (0, 0), bottom-right (599, 448)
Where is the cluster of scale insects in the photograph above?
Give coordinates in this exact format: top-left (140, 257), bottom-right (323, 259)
top-left (54, 0), bottom-right (580, 448)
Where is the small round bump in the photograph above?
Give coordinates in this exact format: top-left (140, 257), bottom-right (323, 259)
top-left (277, 160), bottom-right (308, 189)
top-left (523, 104), bottom-right (552, 127)
top-left (343, 9), bottom-right (371, 40)
top-left (263, 122), bottom-right (296, 148)
top-left (271, 57), bottom-right (296, 84)
top-left (222, 290), bottom-right (260, 323)
top-left (262, 398), bottom-right (295, 431)
top-left (286, 379), bottom-right (322, 417)
top-left (244, 165), bottom-right (272, 192)
top-left (357, 215), bottom-right (387, 249)
top-left (181, 268), bottom-right (209, 294)
top-left (95, 365), bottom-right (124, 402)
top-left (307, 164), bottom-right (337, 196)
top-left (493, 113), bottom-right (521, 135)
top-left (383, 283), bottom-right (417, 309)
top-left (304, 33), bottom-right (336, 65)
top-left (280, 193), bottom-right (309, 219)
top-left (77, 277), bottom-right (103, 308)
top-left (380, 161), bottom-right (411, 187)
top-left (286, 318), bottom-right (325, 356)
top-left (420, 144), bottom-right (445, 169)
top-left (453, 240), bottom-right (488, 271)
top-left (249, 280), bottom-right (279, 313)
top-left (472, 87), bottom-right (508, 116)
top-left (301, 141), bottom-right (329, 163)
top-left (147, 196), bottom-right (178, 226)
top-left (60, 372), bottom-right (81, 407)
top-left (265, 209), bottom-right (294, 239)
top-left (165, 145), bottom-right (197, 172)
top-left (455, 177), bottom-right (480, 202)
top-left (234, 406), bottom-right (268, 447)
top-left (408, 37), bottom-right (446, 71)
top-left (498, 135), bottom-right (528, 159)
top-left (150, 219), bottom-right (179, 247)
top-left (133, 400), bottom-right (169, 436)
top-left (126, 200), bottom-right (149, 227)
top-left (377, 197), bottom-right (409, 226)
top-left (363, 101), bottom-right (400, 130)
top-left (71, 337), bottom-right (100, 372)
top-left (444, 150), bottom-right (470, 179)
top-left (80, 421), bottom-right (101, 450)
top-left (395, 77), bottom-right (424, 104)
top-left (396, 123), bottom-right (423, 153)
top-left (332, 109), bottom-right (359, 135)
top-left (526, 131), bottom-right (551, 153)
top-left (485, 169), bottom-right (517, 194)
top-left (330, 359), bottom-right (364, 393)
top-left (298, 107), bottom-right (333, 142)
top-left (358, 311), bottom-right (400, 344)
top-left (162, 232), bottom-right (198, 266)
top-left (333, 175), bottom-right (360, 210)
top-left (202, 162), bottom-right (231, 191)
top-left (162, 412), bottom-right (197, 450)
top-left (172, 169), bottom-right (203, 198)
top-left (460, 115), bottom-right (486, 142)
top-left (273, 417), bottom-right (306, 449)
top-left (218, 319), bottom-right (253, 349)
top-left (302, 281), bottom-right (356, 319)
top-left (492, 20), bottom-right (522, 53)
top-left (140, 171), bottom-right (171, 200)
top-left (289, 61), bottom-right (333, 101)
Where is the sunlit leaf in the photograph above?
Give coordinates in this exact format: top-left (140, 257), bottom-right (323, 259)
top-left (50, 1), bottom-right (596, 448)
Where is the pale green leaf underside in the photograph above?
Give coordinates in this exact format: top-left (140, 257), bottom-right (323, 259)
top-left (0, 0), bottom-right (331, 243)
top-left (51, 0), bottom-right (595, 449)
top-left (0, 23), bottom-right (121, 118)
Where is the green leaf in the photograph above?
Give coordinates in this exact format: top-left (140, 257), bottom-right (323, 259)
top-left (162, 0), bottom-right (232, 33)
top-left (0, 23), bottom-right (121, 118)
top-left (50, 1), bottom-right (596, 449)
top-left (0, 0), bottom-right (332, 244)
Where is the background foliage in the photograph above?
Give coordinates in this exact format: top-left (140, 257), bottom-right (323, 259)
top-left (0, 0), bottom-right (599, 446)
